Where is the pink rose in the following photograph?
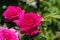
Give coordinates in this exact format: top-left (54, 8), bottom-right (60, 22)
top-left (3, 6), bottom-right (25, 22)
top-left (0, 27), bottom-right (19, 40)
top-left (15, 12), bottom-right (41, 36)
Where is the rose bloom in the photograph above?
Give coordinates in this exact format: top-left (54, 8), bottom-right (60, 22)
top-left (3, 6), bottom-right (25, 22)
top-left (15, 12), bottom-right (41, 36)
top-left (0, 27), bottom-right (19, 40)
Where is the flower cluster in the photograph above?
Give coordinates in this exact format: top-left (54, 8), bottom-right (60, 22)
top-left (2, 5), bottom-right (41, 39)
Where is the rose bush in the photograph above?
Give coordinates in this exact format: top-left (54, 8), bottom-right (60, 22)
top-left (3, 6), bottom-right (25, 22)
top-left (0, 27), bottom-right (18, 40)
top-left (15, 12), bottom-right (41, 36)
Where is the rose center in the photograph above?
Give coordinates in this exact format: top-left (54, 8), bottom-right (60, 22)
top-left (2, 33), bottom-right (11, 40)
top-left (22, 15), bottom-right (35, 26)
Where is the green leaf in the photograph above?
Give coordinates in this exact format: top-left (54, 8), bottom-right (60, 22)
top-left (40, 37), bottom-right (46, 40)
top-left (3, 23), bottom-right (7, 27)
top-left (52, 15), bottom-right (60, 19)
